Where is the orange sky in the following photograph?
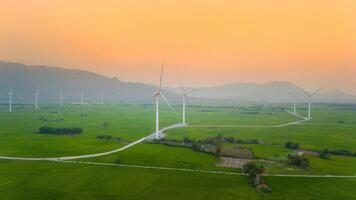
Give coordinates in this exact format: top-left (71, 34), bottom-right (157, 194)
top-left (0, 0), bottom-right (355, 93)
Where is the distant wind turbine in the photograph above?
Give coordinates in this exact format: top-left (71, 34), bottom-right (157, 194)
top-left (96, 93), bottom-right (100, 105)
top-left (179, 81), bottom-right (198, 125)
top-left (8, 90), bottom-right (13, 112)
top-left (302, 89), bottom-right (323, 119)
top-left (35, 91), bottom-right (39, 110)
top-left (152, 61), bottom-right (176, 139)
top-left (288, 92), bottom-right (298, 114)
top-left (81, 92), bottom-right (84, 106)
top-left (60, 91), bottom-right (63, 107)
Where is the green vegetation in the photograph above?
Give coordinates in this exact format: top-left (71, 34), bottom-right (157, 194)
top-left (284, 141), bottom-right (299, 150)
top-left (0, 104), bottom-right (356, 199)
top-left (287, 154), bottom-right (310, 169)
top-left (38, 127), bottom-right (82, 135)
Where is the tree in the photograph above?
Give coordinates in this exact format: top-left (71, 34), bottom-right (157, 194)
top-left (183, 137), bottom-right (191, 143)
top-left (287, 154), bottom-right (310, 169)
top-left (102, 122), bottom-right (109, 129)
top-left (242, 162), bottom-right (265, 185)
top-left (320, 149), bottom-right (331, 159)
top-left (285, 141), bottom-right (299, 150)
top-left (216, 143), bottom-right (222, 155)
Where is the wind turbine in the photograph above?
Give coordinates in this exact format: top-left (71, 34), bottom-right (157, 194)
top-left (288, 92), bottom-right (297, 114)
top-left (35, 91), bottom-right (39, 110)
top-left (96, 93), bottom-right (100, 105)
top-left (8, 90), bottom-right (13, 112)
top-left (302, 89), bottom-right (323, 119)
top-left (152, 61), bottom-right (176, 139)
top-left (179, 81), bottom-right (198, 125)
top-left (81, 92), bottom-right (84, 106)
top-left (60, 91), bottom-right (63, 107)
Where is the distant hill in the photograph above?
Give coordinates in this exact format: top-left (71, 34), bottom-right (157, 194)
top-left (0, 61), bottom-right (176, 104)
top-left (167, 82), bottom-right (356, 103)
top-left (1, 61), bottom-right (355, 104)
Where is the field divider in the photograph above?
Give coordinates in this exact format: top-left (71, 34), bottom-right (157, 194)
top-left (55, 160), bottom-right (356, 178)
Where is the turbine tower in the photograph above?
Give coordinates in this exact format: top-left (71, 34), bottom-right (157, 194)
top-left (60, 91), bottom-right (63, 107)
top-left (8, 90), bottom-right (13, 112)
top-left (101, 93), bottom-right (104, 105)
top-left (152, 61), bottom-right (176, 139)
top-left (289, 93), bottom-right (297, 114)
top-left (96, 93), bottom-right (100, 105)
top-left (179, 81), bottom-right (198, 125)
top-left (35, 91), bottom-right (39, 110)
top-left (302, 89), bottom-right (323, 119)
top-left (81, 92), bottom-right (84, 106)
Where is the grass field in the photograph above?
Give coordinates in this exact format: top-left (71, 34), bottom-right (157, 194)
top-left (1, 160), bottom-right (355, 200)
top-left (86, 143), bottom-right (231, 171)
top-left (1, 103), bottom-right (356, 199)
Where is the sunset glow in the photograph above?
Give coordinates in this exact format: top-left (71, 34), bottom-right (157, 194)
top-left (0, 0), bottom-right (355, 93)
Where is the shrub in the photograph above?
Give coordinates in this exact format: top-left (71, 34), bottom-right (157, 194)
top-left (330, 149), bottom-right (352, 156)
top-left (96, 134), bottom-right (113, 140)
top-left (38, 127), bottom-right (82, 135)
top-left (242, 162), bottom-right (265, 177)
top-left (285, 141), bottom-right (299, 150)
top-left (182, 137), bottom-right (195, 144)
top-left (287, 154), bottom-right (310, 169)
top-left (216, 143), bottom-right (222, 155)
top-left (320, 149), bottom-right (331, 159)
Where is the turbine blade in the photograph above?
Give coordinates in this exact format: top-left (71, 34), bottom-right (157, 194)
top-left (160, 93), bottom-right (176, 113)
top-left (311, 88), bottom-right (323, 96)
top-left (159, 60), bottom-right (164, 91)
top-left (179, 80), bottom-right (185, 93)
top-left (186, 89), bottom-right (198, 95)
top-left (300, 88), bottom-right (311, 98)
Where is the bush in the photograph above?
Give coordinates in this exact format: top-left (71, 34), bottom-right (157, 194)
top-left (330, 149), bottom-right (353, 156)
top-left (191, 142), bottom-right (202, 151)
top-left (216, 143), bottom-right (222, 155)
top-left (320, 149), bottom-right (331, 159)
top-left (242, 162), bottom-right (265, 177)
top-left (96, 134), bottom-right (113, 140)
top-left (182, 137), bottom-right (195, 144)
top-left (287, 154), bottom-right (310, 169)
top-left (38, 127), bottom-right (82, 135)
top-left (285, 141), bottom-right (299, 150)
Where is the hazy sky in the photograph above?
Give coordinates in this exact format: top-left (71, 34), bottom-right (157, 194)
top-left (0, 0), bottom-right (355, 94)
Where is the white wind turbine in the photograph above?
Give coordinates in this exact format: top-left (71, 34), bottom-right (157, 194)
top-left (81, 92), bottom-right (84, 106)
top-left (60, 91), bottom-right (63, 107)
top-left (8, 90), bottom-right (13, 112)
top-left (179, 81), bottom-right (198, 125)
top-left (152, 62), bottom-right (176, 139)
top-left (96, 93), bottom-right (100, 105)
top-left (288, 92), bottom-right (298, 114)
top-left (302, 89), bottom-right (323, 119)
top-left (35, 90), bottom-right (39, 110)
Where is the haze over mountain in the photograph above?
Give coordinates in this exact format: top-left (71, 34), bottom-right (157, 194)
top-left (0, 61), bottom-right (176, 104)
top-left (169, 82), bottom-right (356, 103)
top-left (1, 61), bottom-right (355, 104)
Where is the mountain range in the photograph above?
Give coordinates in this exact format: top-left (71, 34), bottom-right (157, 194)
top-left (168, 82), bottom-right (356, 103)
top-left (1, 61), bottom-right (355, 104)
